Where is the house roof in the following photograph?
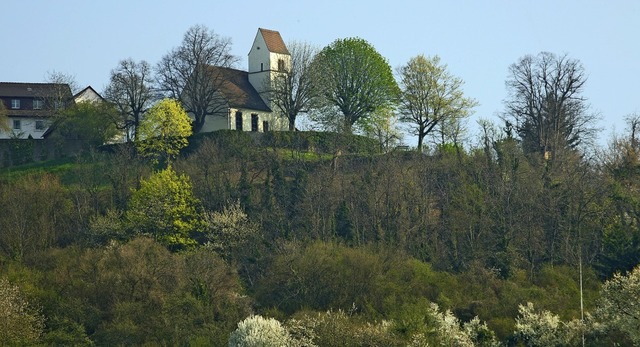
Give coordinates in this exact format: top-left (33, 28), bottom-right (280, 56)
top-left (0, 82), bottom-right (72, 99)
top-left (259, 28), bottom-right (290, 55)
top-left (73, 85), bottom-right (104, 103)
top-left (208, 66), bottom-right (271, 112)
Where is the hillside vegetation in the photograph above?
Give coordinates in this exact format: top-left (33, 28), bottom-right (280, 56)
top-left (1, 130), bottom-right (639, 346)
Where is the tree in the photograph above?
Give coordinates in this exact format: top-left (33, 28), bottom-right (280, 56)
top-left (228, 315), bottom-right (294, 347)
top-left (136, 98), bottom-right (192, 165)
top-left (52, 102), bottom-right (119, 148)
top-left (503, 52), bottom-right (597, 158)
top-left (104, 59), bottom-right (155, 141)
top-left (126, 166), bottom-right (204, 250)
top-left (398, 55), bottom-right (477, 152)
top-left (360, 106), bottom-right (403, 152)
top-left (267, 41), bottom-right (318, 131)
top-left (156, 25), bottom-right (237, 133)
top-left (204, 200), bottom-right (260, 263)
top-left (311, 37), bottom-right (399, 133)
top-left (0, 101), bottom-right (8, 133)
top-left (0, 278), bottom-right (44, 345)
top-left (597, 265), bottom-right (640, 344)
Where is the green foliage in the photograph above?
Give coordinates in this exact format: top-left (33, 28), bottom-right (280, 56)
top-left (126, 166), bottom-right (204, 250)
top-left (261, 130), bottom-right (380, 155)
top-left (0, 174), bottom-right (72, 261)
top-left (399, 54), bottom-right (477, 152)
top-left (136, 98), bottom-right (192, 165)
top-left (52, 102), bottom-right (119, 148)
top-left (312, 37), bottom-right (399, 133)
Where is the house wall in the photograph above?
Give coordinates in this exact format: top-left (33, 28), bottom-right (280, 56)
top-left (0, 117), bottom-right (50, 139)
top-left (228, 108), bottom-right (287, 132)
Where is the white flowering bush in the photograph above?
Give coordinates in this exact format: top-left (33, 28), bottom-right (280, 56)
top-left (597, 265), bottom-right (640, 344)
top-left (514, 302), bottom-right (582, 347)
top-left (407, 303), bottom-right (499, 347)
top-left (228, 315), bottom-right (293, 347)
top-left (0, 277), bottom-right (44, 345)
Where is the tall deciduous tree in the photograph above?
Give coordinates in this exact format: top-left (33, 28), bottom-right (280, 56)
top-left (126, 167), bottom-right (204, 251)
top-left (503, 52), bottom-right (597, 159)
top-left (311, 37), bottom-right (399, 133)
top-left (398, 55), bottom-right (477, 152)
top-left (136, 98), bottom-right (192, 165)
top-left (267, 41), bottom-right (318, 131)
top-left (156, 25), bottom-right (237, 133)
top-left (103, 59), bottom-right (155, 141)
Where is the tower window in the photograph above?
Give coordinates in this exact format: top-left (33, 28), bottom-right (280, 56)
top-left (260, 63), bottom-right (264, 72)
top-left (278, 59), bottom-right (285, 72)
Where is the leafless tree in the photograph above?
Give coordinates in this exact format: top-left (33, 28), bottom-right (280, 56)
top-left (104, 59), bottom-right (155, 141)
top-left (503, 52), bottom-right (597, 159)
top-left (156, 25), bottom-right (238, 133)
top-left (267, 41), bottom-right (318, 131)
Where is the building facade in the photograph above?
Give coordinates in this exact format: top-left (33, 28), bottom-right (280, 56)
top-left (0, 82), bottom-right (72, 139)
top-left (197, 28), bottom-right (291, 133)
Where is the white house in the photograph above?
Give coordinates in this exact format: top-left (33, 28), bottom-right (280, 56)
top-left (0, 82), bottom-right (73, 139)
top-left (197, 28), bottom-right (291, 133)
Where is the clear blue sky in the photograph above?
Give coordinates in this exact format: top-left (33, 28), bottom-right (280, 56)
top-left (3, 1), bottom-right (638, 148)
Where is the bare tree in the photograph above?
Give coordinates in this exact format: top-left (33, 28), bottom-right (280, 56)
top-left (503, 52), bottom-right (597, 159)
top-left (156, 25), bottom-right (238, 133)
top-left (43, 71), bottom-right (76, 110)
top-left (398, 55), bottom-right (477, 152)
top-left (104, 59), bottom-right (155, 141)
top-left (267, 41), bottom-right (318, 131)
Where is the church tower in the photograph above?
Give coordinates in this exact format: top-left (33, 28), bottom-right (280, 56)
top-left (248, 28), bottom-right (290, 109)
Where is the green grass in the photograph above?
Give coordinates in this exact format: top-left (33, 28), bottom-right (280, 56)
top-left (0, 157), bottom-right (78, 182)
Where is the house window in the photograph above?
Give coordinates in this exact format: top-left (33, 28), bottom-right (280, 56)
top-left (251, 114), bottom-right (259, 132)
top-left (33, 99), bottom-right (43, 110)
top-left (235, 111), bottom-right (243, 131)
top-left (35, 120), bottom-right (45, 131)
top-left (13, 120), bottom-right (21, 130)
top-left (262, 121), bottom-right (269, 132)
top-left (278, 59), bottom-right (285, 72)
top-left (11, 99), bottom-right (20, 109)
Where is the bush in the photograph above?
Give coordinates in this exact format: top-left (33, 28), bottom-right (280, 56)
top-left (228, 315), bottom-right (293, 347)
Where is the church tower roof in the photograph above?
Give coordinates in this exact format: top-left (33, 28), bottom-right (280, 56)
top-left (258, 28), bottom-right (289, 55)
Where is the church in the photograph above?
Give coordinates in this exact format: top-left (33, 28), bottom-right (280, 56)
top-left (197, 28), bottom-right (291, 133)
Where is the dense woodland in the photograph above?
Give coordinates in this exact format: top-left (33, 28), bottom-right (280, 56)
top-left (0, 128), bottom-right (639, 346)
top-left (2, 25), bottom-right (640, 346)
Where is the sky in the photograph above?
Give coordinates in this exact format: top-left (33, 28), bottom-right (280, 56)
top-left (2, 1), bottom-right (638, 148)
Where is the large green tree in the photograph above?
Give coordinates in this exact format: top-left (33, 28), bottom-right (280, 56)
top-left (398, 55), bottom-right (477, 152)
top-left (311, 37), bottom-right (399, 133)
top-left (136, 98), bottom-right (192, 165)
top-left (126, 166), bottom-right (204, 250)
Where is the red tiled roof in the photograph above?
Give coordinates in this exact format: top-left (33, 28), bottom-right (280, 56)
top-left (259, 28), bottom-right (290, 55)
top-left (207, 66), bottom-right (271, 112)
